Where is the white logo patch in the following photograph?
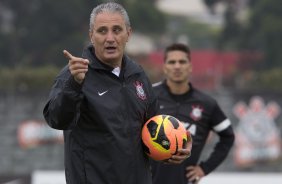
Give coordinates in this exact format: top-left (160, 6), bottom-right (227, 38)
top-left (98, 90), bottom-right (108, 96)
top-left (134, 81), bottom-right (146, 100)
top-left (190, 105), bottom-right (203, 121)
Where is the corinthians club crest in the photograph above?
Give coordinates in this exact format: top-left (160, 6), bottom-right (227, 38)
top-left (233, 96), bottom-right (281, 167)
top-left (190, 105), bottom-right (204, 121)
top-left (134, 81), bottom-right (147, 100)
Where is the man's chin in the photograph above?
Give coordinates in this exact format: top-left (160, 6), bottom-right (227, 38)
top-left (104, 53), bottom-right (119, 60)
top-left (172, 79), bottom-right (186, 84)
top-left (103, 56), bottom-right (122, 66)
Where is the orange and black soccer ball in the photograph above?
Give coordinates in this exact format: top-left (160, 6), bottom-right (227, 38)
top-left (142, 114), bottom-right (189, 161)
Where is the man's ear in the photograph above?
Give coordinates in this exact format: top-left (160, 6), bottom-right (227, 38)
top-left (189, 63), bottom-right (193, 73)
top-left (126, 27), bottom-right (132, 42)
top-left (163, 64), bottom-right (167, 75)
top-left (89, 31), bottom-right (93, 44)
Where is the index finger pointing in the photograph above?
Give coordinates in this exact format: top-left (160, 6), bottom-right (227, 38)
top-left (63, 49), bottom-right (74, 60)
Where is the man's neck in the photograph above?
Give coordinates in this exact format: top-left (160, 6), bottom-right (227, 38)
top-left (95, 52), bottom-right (122, 68)
top-left (166, 80), bottom-right (190, 95)
top-left (99, 59), bottom-right (122, 68)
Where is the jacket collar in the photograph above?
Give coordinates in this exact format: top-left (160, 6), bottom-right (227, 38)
top-left (82, 45), bottom-right (143, 78)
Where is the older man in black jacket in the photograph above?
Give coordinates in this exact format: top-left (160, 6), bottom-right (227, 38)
top-left (43, 2), bottom-right (192, 184)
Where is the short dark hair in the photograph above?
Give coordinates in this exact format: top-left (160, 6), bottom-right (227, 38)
top-left (164, 43), bottom-right (191, 61)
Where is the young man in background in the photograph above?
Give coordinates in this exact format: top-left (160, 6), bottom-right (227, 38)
top-left (151, 43), bottom-right (235, 184)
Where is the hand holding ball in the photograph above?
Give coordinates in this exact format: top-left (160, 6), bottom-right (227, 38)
top-left (142, 115), bottom-right (192, 161)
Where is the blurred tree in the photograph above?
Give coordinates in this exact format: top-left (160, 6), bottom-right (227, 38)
top-left (0, 0), bottom-right (97, 67)
top-left (218, 2), bottom-right (243, 50)
top-left (202, 0), bottom-right (243, 50)
top-left (166, 16), bottom-right (219, 49)
top-left (203, 0), bottom-right (282, 90)
top-left (122, 0), bottom-right (167, 35)
top-left (241, 0), bottom-right (282, 69)
top-left (203, 0), bottom-right (222, 14)
top-left (204, 0), bottom-right (282, 69)
top-left (0, 0), bottom-right (167, 67)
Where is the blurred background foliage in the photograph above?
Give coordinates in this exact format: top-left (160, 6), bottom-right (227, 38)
top-left (0, 66), bottom-right (59, 92)
top-left (216, 0), bottom-right (282, 70)
top-left (0, 0), bottom-right (282, 91)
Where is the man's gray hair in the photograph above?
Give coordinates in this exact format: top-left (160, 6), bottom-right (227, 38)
top-left (89, 2), bottom-right (131, 33)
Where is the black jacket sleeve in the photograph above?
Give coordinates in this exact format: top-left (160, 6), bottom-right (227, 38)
top-left (142, 72), bottom-right (159, 122)
top-left (43, 67), bottom-right (84, 130)
top-left (199, 125), bottom-right (235, 175)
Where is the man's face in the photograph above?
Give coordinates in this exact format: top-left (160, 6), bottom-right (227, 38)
top-left (89, 12), bottom-right (131, 66)
top-left (163, 50), bottom-right (192, 84)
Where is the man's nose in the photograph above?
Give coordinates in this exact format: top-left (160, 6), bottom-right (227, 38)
top-left (106, 31), bottom-right (115, 42)
top-left (174, 61), bottom-right (181, 68)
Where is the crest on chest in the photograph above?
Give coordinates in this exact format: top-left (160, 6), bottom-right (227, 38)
top-left (134, 81), bottom-right (147, 100)
top-left (189, 105), bottom-right (204, 121)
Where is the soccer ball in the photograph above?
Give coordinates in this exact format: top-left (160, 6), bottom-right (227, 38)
top-left (142, 114), bottom-right (188, 161)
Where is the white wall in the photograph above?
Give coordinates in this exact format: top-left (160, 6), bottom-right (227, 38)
top-left (32, 171), bottom-right (65, 184)
top-left (200, 173), bottom-right (282, 184)
top-left (32, 171), bottom-right (282, 184)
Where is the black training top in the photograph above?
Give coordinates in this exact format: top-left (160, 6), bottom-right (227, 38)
top-left (151, 81), bottom-right (235, 184)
